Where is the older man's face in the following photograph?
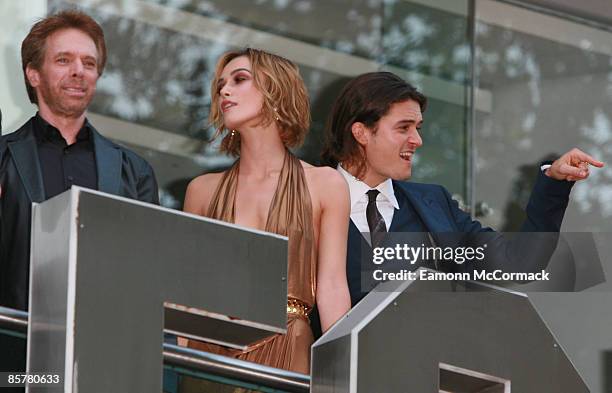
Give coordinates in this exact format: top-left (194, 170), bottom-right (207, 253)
top-left (27, 28), bottom-right (99, 118)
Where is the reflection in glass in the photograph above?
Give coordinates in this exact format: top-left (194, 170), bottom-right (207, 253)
top-left (473, 0), bottom-right (612, 231)
top-left (50, 0), bottom-right (471, 208)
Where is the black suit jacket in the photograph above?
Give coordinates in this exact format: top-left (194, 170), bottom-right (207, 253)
top-left (346, 171), bottom-right (573, 305)
top-left (0, 117), bottom-right (159, 310)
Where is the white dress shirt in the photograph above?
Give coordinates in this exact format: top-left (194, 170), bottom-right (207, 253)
top-left (338, 165), bottom-right (399, 238)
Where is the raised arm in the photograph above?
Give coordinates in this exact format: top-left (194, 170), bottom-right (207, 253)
top-left (449, 148), bottom-right (605, 276)
top-left (315, 168), bottom-right (351, 332)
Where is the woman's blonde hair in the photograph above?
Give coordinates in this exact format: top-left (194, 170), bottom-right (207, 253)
top-left (209, 48), bottom-right (310, 156)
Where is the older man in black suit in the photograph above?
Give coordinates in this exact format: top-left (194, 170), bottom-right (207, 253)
top-left (0, 10), bottom-right (159, 381)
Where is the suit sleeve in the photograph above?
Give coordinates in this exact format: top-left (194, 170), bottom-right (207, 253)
top-left (0, 142), bottom-right (6, 225)
top-left (136, 160), bottom-right (160, 205)
top-left (520, 169), bottom-right (573, 232)
top-left (444, 169), bottom-right (572, 233)
top-left (442, 169), bottom-right (573, 274)
top-left (0, 142), bottom-right (6, 275)
top-left (442, 186), bottom-right (493, 233)
top-left (0, 150), bottom-right (3, 229)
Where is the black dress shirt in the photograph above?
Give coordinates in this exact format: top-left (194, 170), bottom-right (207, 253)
top-left (33, 113), bottom-right (98, 199)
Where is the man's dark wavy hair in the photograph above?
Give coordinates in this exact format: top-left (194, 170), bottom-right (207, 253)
top-left (321, 72), bottom-right (427, 178)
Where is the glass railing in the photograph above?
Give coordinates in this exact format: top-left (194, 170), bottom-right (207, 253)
top-left (0, 307), bottom-right (27, 339)
top-left (0, 307), bottom-right (309, 393)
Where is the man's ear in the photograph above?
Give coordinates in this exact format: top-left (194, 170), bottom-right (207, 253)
top-left (351, 122), bottom-right (369, 146)
top-left (25, 64), bottom-right (40, 88)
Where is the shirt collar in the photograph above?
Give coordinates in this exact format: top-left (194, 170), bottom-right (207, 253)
top-left (34, 112), bottom-right (92, 143)
top-left (337, 164), bottom-right (399, 210)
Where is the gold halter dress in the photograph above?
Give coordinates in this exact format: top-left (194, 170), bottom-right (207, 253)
top-left (188, 151), bottom-right (316, 374)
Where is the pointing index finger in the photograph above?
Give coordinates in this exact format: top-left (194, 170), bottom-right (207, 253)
top-left (575, 150), bottom-right (605, 168)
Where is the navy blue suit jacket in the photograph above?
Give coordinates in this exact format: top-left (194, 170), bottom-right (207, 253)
top-left (346, 170), bottom-right (573, 305)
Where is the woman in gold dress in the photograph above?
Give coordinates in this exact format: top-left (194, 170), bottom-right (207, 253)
top-left (182, 48), bottom-right (351, 374)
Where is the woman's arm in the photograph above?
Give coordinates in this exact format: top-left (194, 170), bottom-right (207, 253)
top-left (178, 173), bottom-right (221, 347)
top-left (315, 168), bottom-right (351, 332)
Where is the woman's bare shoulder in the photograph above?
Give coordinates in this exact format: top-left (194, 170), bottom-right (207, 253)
top-left (184, 172), bottom-right (224, 215)
top-left (188, 172), bottom-right (224, 191)
top-left (302, 164), bottom-right (348, 194)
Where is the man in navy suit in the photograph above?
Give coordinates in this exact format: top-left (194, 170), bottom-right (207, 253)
top-left (321, 72), bottom-right (604, 306)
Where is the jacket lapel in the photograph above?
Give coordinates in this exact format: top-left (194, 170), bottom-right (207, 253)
top-left (348, 218), bottom-right (367, 248)
top-left (92, 129), bottom-right (122, 195)
top-left (392, 181), bottom-right (455, 234)
top-left (7, 129), bottom-right (45, 203)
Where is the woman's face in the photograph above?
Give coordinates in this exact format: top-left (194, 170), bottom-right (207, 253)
top-left (216, 56), bottom-right (265, 131)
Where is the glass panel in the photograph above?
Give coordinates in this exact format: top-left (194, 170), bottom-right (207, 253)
top-left (382, 0), bottom-right (471, 198)
top-left (0, 1), bottom-right (46, 133)
top-left (473, 0), bottom-right (612, 231)
top-left (47, 0), bottom-right (470, 208)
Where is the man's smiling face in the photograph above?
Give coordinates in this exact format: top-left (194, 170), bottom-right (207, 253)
top-left (27, 28), bottom-right (99, 118)
top-left (357, 99), bottom-right (423, 187)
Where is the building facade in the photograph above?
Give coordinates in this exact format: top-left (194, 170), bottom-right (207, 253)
top-left (1, 0), bottom-right (611, 232)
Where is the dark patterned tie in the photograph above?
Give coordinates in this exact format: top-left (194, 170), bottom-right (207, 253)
top-left (366, 189), bottom-right (387, 246)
